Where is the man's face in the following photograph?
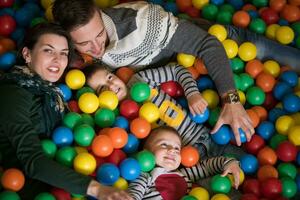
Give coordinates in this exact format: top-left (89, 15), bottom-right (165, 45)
top-left (70, 10), bottom-right (108, 59)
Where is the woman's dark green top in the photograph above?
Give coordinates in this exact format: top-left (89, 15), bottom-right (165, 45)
top-left (0, 66), bottom-right (91, 195)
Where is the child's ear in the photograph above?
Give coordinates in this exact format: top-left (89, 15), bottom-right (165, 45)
top-left (22, 47), bottom-right (32, 64)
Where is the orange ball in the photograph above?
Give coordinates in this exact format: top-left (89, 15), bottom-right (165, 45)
top-left (98, 127), bottom-right (110, 135)
top-left (107, 127), bottom-right (128, 149)
top-left (176, 0), bottom-right (192, 12)
top-left (116, 67), bottom-right (135, 84)
top-left (181, 145), bottom-right (199, 167)
top-left (257, 146), bottom-right (277, 166)
top-left (130, 117), bottom-right (151, 139)
top-left (0, 38), bottom-right (16, 53)
top-left (246, 109), bottom-right (260, 128)
top-left (187, 66), bottom-right (200, 80)
top-left (91, 134), bottom-right (114, 157)
top-left (193, 58), bottom-right (208, 75)
top-left (256, 72), bottom-right (276, 92)
top-left (232, 10), bottom-right (250, 28)
top-left (1, 168), bottom-right (25, 192)
top-left (242, 4), bottom-right (257, 11)
top-left (251, 106), bottom-right (268, 121)
top-left (245, 59), bottom-right (263, 78)
top-left (269, 0), bottom-right (287, 12)
top-left (280, 4), bottom-right (300, 22)
top-left (257, 165), bottom-right (278, 181)
top-left (288, 0), bottom-right (300, 6)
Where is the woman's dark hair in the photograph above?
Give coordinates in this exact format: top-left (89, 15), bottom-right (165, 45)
top-left (53, 0), bottom-right (98, 32)
top-left (18, 22), bottom-right (74, 64)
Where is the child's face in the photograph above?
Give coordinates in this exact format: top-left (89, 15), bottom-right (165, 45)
top-left (87, 69), bottom-right (127, 100)
top-left (148, 131), bottom-right (182, 171)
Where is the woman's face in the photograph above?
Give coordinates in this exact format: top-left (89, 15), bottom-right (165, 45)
top-left (22, 33), bottom-right (69, 82)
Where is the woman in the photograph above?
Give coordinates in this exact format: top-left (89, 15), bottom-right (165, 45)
top-left (0, 23), bottom-right (132, 200)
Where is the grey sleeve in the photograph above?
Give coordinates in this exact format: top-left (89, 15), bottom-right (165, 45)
top-left (164, 20), bottom-right (235, 95)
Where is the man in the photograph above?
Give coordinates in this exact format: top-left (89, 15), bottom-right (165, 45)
top-left (52, 0), bottom-right (254, 145)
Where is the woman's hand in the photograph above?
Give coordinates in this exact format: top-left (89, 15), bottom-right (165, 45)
top-left (187, 93), bottom-right (208, 115)
top-left (221, 161), bottom-right (241, 189)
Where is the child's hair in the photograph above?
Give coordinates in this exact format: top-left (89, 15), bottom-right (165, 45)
top-left (81, 63), bottom-right (112, 81)
top-left (143, 126), bottom-right (182, 151)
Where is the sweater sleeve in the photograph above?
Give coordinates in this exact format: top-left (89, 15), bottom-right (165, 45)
top-left (0, 85), bottom-right (92, 195)
top-left (127, 172), bottom-right (150, 200)
top-left (164, 20), bottom-right (235, 95)
top-left (179, 156), bottom-right (236, 182)
top-left (134, 64), bottom-right (200, 98)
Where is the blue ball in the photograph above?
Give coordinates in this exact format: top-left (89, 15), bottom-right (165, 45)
top-left (52, 126), bottom-right (73, 147)
top-left (58, 84), bottom-right (72, 102)
top-left (268, 108), bottom-right (287, 123)
top-left (189, 108), bottom-right (210, 124)
top-left (278, 18), bottom-right (289, 26)
top-left (14, 8), bottom-right (34, 27)
top-left (231, 128), bottom-right (247, 143)
top-left (123, 134), bottom-right (140, 154)
top-left (256, 121), bottom-right (275, 140)
top-left (11, 27), bottom-right (25, 46)
top-left (273, 81), bottom-right (293, 100)
top-left (240, 154), bottom-right (258, 174)
top-left (23, 2), bottom-right (41, 18)
top-left (211, 125), bottom-right (232, 145)
top-left (0, 52), bottom-right (16, 71)
top-left (119, 158), bottom-right (141, 181)
top-left (227, 0), bottom-right (244, 10)
top-left (0, 8), bottom-right (15, 17)
top-left (280, 71), bottom-right (298, 87)
top-left (97, 163), bottom-right (120, 185)
top-left (282, 94), bottom-right (300, 113)
top-left (211, 0), bottom-right (225, 6)
top-left (248, 10), bottom-right (259, 19)
top-left (164, 2), bottom-right (178, 15)
top-left (197, 76), bottom-right (214, 91)
top-left (148, 0), bottom-right (164, 6)
top-left (113, 116), bottom-right (129, 130)
top-left (296, 152), bottom-right (300, 166)
top-left (176, 97), bottom-right (188, 109)
top-left (296, 174), bottom-right (300, 191)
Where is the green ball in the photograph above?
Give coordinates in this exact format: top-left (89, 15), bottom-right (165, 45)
top-left (295, 35), bottom-right (300, 49)
top-left (208, 107), bottom-right (221, 127)
top-left (249, 18), bottom-right (266, 34)
top-left (73, 124), bottom-right (95, 147)
top-left (233, 73), bottom-right (241, 90)
top-left (246, 86), bottom-right (265, 105)
top-left (291, 22), bottom-right (300, 35)
top-left (34, 193), bottom-right (56, 200)
top-left (277, 163), bottom-right (297, 179)
top-left (281, 177), bottom-right (297, 198)
top-left (216, 10), bottom-right (232, 25)
top-left (94, 108), bottom-right (115, 128)
top-left (137, 150), bottom-right (156, 172)
top-left (30, 17), bottom-right (47, 27)
top-left (202, 4), bottom-right (219, 21)
top-left (113, 107), bottom-right (120, 117)
top-left (219, 4), bottom-right (235, 14)
top-left (177, 13), bottom-right (190, 20)
top-left (239, 73), bottom-right (254, 91)
top-left (130, 82), bottom-right (150, 103)
top-left (252, 0), bottom-right (268, 8)
top-left (55, 146), bottom-right (77, 167)
top-left (76, 113), bottom-right (95, 128)
top-left (210, 174), bottom-right (231, 194)
top-left (269, 134), bottom-right (287, 149)
top-left (231, 57), bottom-right (244, 73)
top-left (0, 191), bottom-right (20, 200)
top-left (63, 112), bottom-right (82, 129)
top-left (181, 195), bottom-right (197, 200)
top-left (41, 139), bottom-right (57, 158)
top-left (76, 87), bottom-right (95, 99)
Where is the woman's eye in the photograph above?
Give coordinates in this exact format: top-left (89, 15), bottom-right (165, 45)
top-left (61, 52), bottom-right (68, 56)
top-left (44, 49), bottom-right (52, 53)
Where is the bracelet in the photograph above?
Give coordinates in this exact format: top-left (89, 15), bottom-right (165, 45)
top-left (221, 90), bottom-right (240, 104)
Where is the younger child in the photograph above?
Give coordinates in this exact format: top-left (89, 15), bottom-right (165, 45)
top-left (127, 126), bottom-right (241, 200)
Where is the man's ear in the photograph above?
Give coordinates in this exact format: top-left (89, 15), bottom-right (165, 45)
top-left (22, 47), bottom-right (31, 64)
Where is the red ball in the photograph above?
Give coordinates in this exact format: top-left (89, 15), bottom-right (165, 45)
top-left (105, 149), bottom-right (127, 166)
top-left (244, 134), bottom-right (265, 155)
top-left (276, 141), bottom-right (297, 162)
top-left (260, 178), bottom-right (282, 199)
top-left (242, 178), bottom-right (261, 197)
top-left (176, 0), bottom-right (192, 12)
top-left (68, 100), bottom-right (81, 113)
top-left (175, 82), bottom-right (184, 97)
top-left (0, 0), bottom-right (14, 8)
top-left (119, 99), bottom-right (139, 120)
top-left (50, 187), bottom-right (71, 200)
top-left (263, 92), bottom-right (277, 110)
top-left (260, 8), bottom-right (279, 25)
top-left (161, 81), bottom-right (179, 97)
top-left (240, 193), bottom-right (259, 200)
top-left (186, 6), bottom-right (200, 18)
top-left (0, 15), bottom-right (16, 36)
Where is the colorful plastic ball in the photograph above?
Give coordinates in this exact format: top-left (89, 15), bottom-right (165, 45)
top-left (257, 146), bottom-right (277, 166)
top-left (0, 15), bottom-right (16, 36)
top-left (219, 4), bottom-right (235, 14)
top-left (50, 187), bottom-right (71, 200)
top-left (113, 177), bottom-right (128, 191)
top-left (41, 139), bottom-right (57, 159)
top-left (0, 191), bottom-right (20, 200)
top-left (55, 146), bottom-right (77, 167)
top-left (210, 174), bottom-right (231, 194)
top-left (129, 82), bottom-right (150, 103)
top-left (62, 112), bottom-right (82, 129)
top-left (211, 194), bottom-right (230, 200)
top-left (0, 51), bottom-right (16, 71)
top-left (122, 133), bottom-right (140, 154)
top-left (240, 193), bottom-right (259, 200)
top-left (256, 72), bottom-right (276, 92)
top-left (76, 86), bottom-right (94, 100)
top-left (247, 10), bottom-right (259, 19)
top-left (201, 4), bottom-right (218, 21)
top-left (177, 53), bottom-right (196, 68)
top-left (91, 134), bottom-right (113, 157)
top-left (245, 59), bottom-right (263, 78)
top-left (119, 158), bottom-right (141, 181)
top-left (161, 81), bottom-right (179, 97)
top-left (228, 169), bottom-right (245, 187)
top-left (73, 124), bottom-right (95, 147)
top-left (65, 69), bottom-right (85, 90)
top-left (113, 116), bottom-right (129, 130)
top-left (164, 2), bottom-right (178, 15)
top-left (98, 90), bottom-right (119, 110)
top-left (268, 108), bottom-right (287, 123)
top-left (107, 127), bottom-right (128, 149)
top-left (242, 178), bottom-right (261, 197)
top-left (257, 165), bottom-right (278, 181)
top-left (280, 4), bottom-right (300, 22)
top-left (244, 134), bottom-right (265, 155)
top-left (96, 163), bottom-right (120, 185)
top-left (181, 195), bottom-right (197, 200)
top-left (57, 84), bottom-right (72, 102)
top-left (188, 187), bottom-right (209, 200)
top-left (266, 24), bottom-right (280, 40)
top-left (230, 57), bottom-right (244, 73)
top-left (106, 149), bottom-right (127, 166)
top-left (276, 26), bottom-right (295, 44)
top-left (246, 109), bottom-right (260, 128)
top-left (246, 86), bottom-right (265, 105)
top-left (230, 128), bottom-right (247, 143)
top-left (239, 73), bottom-right (254, 91)
top-left (280, 71), bottom-right (298, 87)
top-left (208, 24), bottom-right (227, 42)
top-left (261, 178), bottom-right (282, 198)
top-left (273, 82), bottom-right (293, 100)
top-left (94, 108), bottom-right (115, 128)
top-left (208, 107), bottom-right (220, 127)
top-left (282, 94), bottom-right (300, 113)
top-left (202, 89), bottom-right (219, 109)
top-left (277, 163), bottom-right (297, 179)
top-left (222, 39), bottom-right (238, 59)
top-left (189, 108), bottom-right (210, 124)
top-left (52, 126), bottom-right (73, 147)
top-left (232, 10), bottom-right (250, 28)
top-left (34, 192), bottom-right (56, 200)
top-left (181, 145), bottom-right (199, 167)
top-left (192, 0), bottom-right (209, 9)
top-left (249, 18), bottom-right (266, 34)
top-left (211, 125), bottom-right (231, 145)
top-left (78, 92), bottom-right (99, 114)
top-left (256, 121), bottom-right (275, 140)
top-left (281, 177), bottom-right (297, 198)
top-left (260, 8), bottom-right (279, 25)
top-left (288, 125), bottom-right (300, 146)
top-left (263, 60), bottom-right (280, 78)
top-left (269, 134), bottom-right (287, 149)
top-left (238, 42), bottom-right (257, 62)
top-left (1, 168), bottom-right (25, 192)
top-left (276, 141), bottom-right (298, 162)
top-left (240, 154), bottom-right (258, 174)
top-left (130, 117), bottom-right (151, 139)
top-left (73, 152), bottom-right (96, 175)
top-left (136, 150), bottom-right (156, 172)
top-left (216, 10), bottom-right (233, 25)
top-left (119, 99), bottom-right (139, 120)
top-left (139, 102), bottom-right (159, 123)
top-left (197, 76), bottom-right (214, 92)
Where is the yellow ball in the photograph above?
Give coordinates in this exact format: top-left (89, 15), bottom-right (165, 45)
top-left (222, 39), bottom-right (238, 59)
top-left (189, 187), bottom-right (209, 200)
top-left (276, 26), bottom-right (295, 45)
top-left (291, 112), bottom-right (300, 125)
top-left (74, 146), bottom-right (88, 154)
top-left (110, 0), bottom-right (119, 6)
top-left (288, 126), bottom-right (300, 146)
top-left (211, 194), bottom-right (230, 200)
top-left (139, 102), bottom-right (160, 123)
top-left (238, 42), bottom-right (257, 61)
top-left (41, 0), bottom-right (55, 9)
top-left (192, 0), bottom-right (209, 9)
top-left (73, 152), bottom-right (96, 175)
top-left (238, 90), bottom-right (246, 105)
top-left (113, 177), bottom-right (128, 190)
top-left (98, 91), bottom-right (119, 110)
top-left (208, 24), bottom-right (227, 42)
top-left (227, 170), bottom-right (245, 187)
top-left (45, 5), bottom-right (54, 22)
top-left (202, 89), bottom-right (219, 109)
top-left (263, 60), bottom-right (280, 78)
top-left (94, 0), bottom-right (111, 8)
top-left (65, 69), bottom-right (86, 90)
top-left (275, 115), bottom-right (295, 135)
top-left (177, 53), bottom-right (196, 68)
top-left (78, 93), bottom-right (99, 114)
top-left (266, 24), bottom-right (280, 40)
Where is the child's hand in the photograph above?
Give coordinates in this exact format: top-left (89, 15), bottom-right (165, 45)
top-left (187, 93), bottom-right (208, 115)
top-left (98, 184), bottom-right (133, 200)
top-left (221, 161), bottom-right (241, 189)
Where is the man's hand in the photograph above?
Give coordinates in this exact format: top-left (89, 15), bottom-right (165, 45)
top-left (211, 103), bottom-right (254, 146)
top-left (187, 93), bottom-right (208, 115)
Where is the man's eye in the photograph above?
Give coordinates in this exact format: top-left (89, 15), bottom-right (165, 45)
top-left (78, 42), bottom-right (88, 46)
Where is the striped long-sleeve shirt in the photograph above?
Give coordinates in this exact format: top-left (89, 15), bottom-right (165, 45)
top-left (127, 156), bottom-right (236, 200)
top-left (127, 64), bottom-right (211, 147)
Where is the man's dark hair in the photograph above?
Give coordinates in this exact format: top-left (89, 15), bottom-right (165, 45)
top-left (52, 0), bottom-right (98, 32)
